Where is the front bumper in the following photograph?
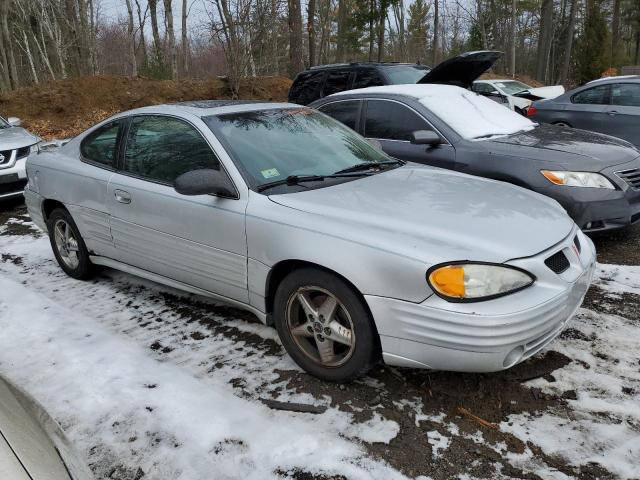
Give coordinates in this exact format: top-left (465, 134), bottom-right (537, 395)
top-left (539, 158), bottom-right (640, 233)
top-left (367, 228), bottom-right (596, 372)
top-left (0, 155), bottom-right (27, 200)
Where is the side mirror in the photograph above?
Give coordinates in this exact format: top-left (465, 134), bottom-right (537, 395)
top-left (174, 168), bottom-right (236, 198)
top-left (411, 130), bottom-right (441, 146)
top-left (7, 117), bottom-right (21, 127)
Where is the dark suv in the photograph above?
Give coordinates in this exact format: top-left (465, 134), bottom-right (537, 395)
top-left (288, 63), bottom-right (431, 105)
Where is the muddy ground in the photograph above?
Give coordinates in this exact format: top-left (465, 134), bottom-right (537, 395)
top-left (1, 199), bottom-right (638, 480)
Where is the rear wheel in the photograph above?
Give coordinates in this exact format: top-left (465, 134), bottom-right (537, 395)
top-left (273, 267), bottom-right (379, 381)
top-left (47, 208), bottom-right (93, 279)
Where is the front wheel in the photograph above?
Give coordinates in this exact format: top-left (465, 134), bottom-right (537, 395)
top-left (47, 208), bottom-right (93, 280)
top-left (273, 268), bottom-right (379, 382)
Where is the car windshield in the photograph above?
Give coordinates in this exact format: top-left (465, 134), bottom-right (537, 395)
top-left (382, 65), bottom-right (431, 84)
top-left (495, 80), bottom-right (531, 95)
top-left (204, 108), bottom-right (393, 190)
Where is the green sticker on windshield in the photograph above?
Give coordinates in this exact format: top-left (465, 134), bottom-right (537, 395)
top-left (261, 168), bottom-right (280, 179)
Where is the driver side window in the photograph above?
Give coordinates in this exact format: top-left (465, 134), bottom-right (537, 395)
top-left (123, 115), bottom-right (220, 184)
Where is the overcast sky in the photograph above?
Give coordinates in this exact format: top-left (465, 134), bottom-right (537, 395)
top-left (97, 0), bottom-right (210, 33)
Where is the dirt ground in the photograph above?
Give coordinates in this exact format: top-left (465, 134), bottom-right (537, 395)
top-left (1, 199), bottom-right (638, 480)
top-left (0, 75), bottom-right (292, 140)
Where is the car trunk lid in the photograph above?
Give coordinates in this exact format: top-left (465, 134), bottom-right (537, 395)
top-left (417, 51), bottom-right (503, 89)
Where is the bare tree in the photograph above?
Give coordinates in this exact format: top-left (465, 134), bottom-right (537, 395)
top-left (536, 0), bottom-right (554, 82)
top-left (163, 0), bottom-right (178, 78)
top-left (307, 0), bottom-right (316, 66)
top-left (125, 0), bottom-right (138, 76)
top-left (287, 0), bottom-right (303, 76)
top-left (559, 0), bottom-right (579, 84)
top-left (181, 0), bottom-right (189, 74)
top-left (432, 0), bottom-right (439, 64)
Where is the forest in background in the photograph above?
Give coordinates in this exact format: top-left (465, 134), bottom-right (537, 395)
top-left (0, 0), bottom-right (638, 95)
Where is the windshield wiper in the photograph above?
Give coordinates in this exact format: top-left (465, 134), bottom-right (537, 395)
top-left (257, 173), bottom-right (370, 193)
top-left (333, 159), bottom-right (405, 175)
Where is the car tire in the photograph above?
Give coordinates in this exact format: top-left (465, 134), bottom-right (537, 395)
top-left (553, 121), bottom-right (571, 128)
top-left (47, 208), bottom-right (93, 280)
top-left (273, 267), bottom-right (379, 382)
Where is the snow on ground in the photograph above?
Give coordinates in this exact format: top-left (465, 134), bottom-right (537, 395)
top-left (0, 222), bottom-right (405, 480)
top-left (1, 212), bottom-right (639, 479)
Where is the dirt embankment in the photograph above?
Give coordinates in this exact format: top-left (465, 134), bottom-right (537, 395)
top-left (0, 75), bottom-right (292, 140)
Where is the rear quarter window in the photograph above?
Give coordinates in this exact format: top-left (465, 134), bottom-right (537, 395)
top-left (80, 120), bottom-right (122, 168)
top-left (289, 71), bottom-right (326, 105)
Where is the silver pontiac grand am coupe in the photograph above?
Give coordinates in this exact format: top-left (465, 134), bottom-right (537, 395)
top-left (25, 101), bottom-right (596, 381)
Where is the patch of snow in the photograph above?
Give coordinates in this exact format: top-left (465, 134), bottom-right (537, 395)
top-left (334, 84), bottom-right (535, 139)
top-left (594, 262), bottom-right (640, 295)
top-left (426, 430), bottom-right (450, 458)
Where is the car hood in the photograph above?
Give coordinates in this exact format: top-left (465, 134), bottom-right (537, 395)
top-left (486, 124), bottom-right (640, 170)
top-left (0, 127), bottom-right (39, 150)
top-left (269, 165), bottom-right (573, 264)
top-left (417, 51), bottom-right (503, 89)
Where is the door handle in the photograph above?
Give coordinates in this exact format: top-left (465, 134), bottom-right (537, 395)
top-left (114, 189), bottom-right (131, 204)
top-left (608, 110), bottom-right (618, 116)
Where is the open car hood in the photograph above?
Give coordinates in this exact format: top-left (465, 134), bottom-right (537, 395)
top-left (417, 51), bottom-right (503, 89)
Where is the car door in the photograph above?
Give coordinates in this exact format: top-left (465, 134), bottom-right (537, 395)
top-left (70, 119), bottom-right (125, 259)
top-left (565, 84), bottom-right (611, 130)
top-left (107, 114), bottom-right (249, 303)
top-left (361, 99), bottom-right (456, 169)
top-left (605, 83), bottom-right (640, 146)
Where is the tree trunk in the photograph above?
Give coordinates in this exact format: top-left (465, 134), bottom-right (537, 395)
top-left (0, 0), bottom-right (18, 89)
top-left (148, 0), bottom-right (162, 57)
top-left (611, 0), bottom-right (621, 66)
top-left (477, 0), bottom-right (487, 49)
top-left (535, 0), bottom-right (553, 82)
top-left (559, 0), bottom-right (578, 85)
top-left (369, 0), bottom-right (375, 61)
top-left (377, 1), bottom-right (386, 62)
top-left (510, 0), bottom-right (516, 76)
top-left (336, 0), bottom-right (347, 62)
top-left (432, 0), bottom-right (439, 64)
top-left (125, 0), bottom-right (138, 76)
top-left (287, 0), bottom-right (304, 77)
top-left (307, 0), bottom-right (316, 66)
top-left (181, 0), bottom-right (189, 74)
top-left (163, 0), bottom-right (178, 79)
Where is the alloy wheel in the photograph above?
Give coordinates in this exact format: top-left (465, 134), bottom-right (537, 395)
top-left (53, 219), bottom-right (80, 270)
top-left (285, 286), bottom-right (355, 367)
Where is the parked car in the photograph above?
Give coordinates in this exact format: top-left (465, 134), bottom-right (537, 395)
top-left (528, 76), bottom-right (640, 147)
top-left (472, 79), bottom-right (564, 114)
top-left (25, 101), bottom-right (595, 381)
top-left (0, 374), bottom-right (93, 479)
top-left (0, 116), bottom-right (40, 201)
top-left (288, 50), bottom-right (502, 105)
top-left (311, 84), bottom-right (640, 233)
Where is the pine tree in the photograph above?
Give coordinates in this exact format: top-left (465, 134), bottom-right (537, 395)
top-left (406, 0), bottom-right (429, 64)
top-left (574, 0), bottom-right (609, 83)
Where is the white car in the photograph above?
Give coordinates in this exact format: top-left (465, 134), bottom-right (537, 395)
top-left (472, 79), bottom-right (565, 114)
top-left (0, 116), bottom-right (40, 200)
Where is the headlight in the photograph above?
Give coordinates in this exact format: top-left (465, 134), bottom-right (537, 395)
top-left (427, 263), bottom-right (535, 302)
top-left (541, 170), bottom-right (615, 189)
top-left (30, 142), bottom-right (40, 153)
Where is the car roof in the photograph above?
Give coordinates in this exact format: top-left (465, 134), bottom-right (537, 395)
top-left (331, 83), bottom-right (468, 101)
top-left (307, 62), bottom-right (429, 71)
top-left (116, 101), bottom-right (301, 119)
top-left (586, 75), bottom-right (640, 84)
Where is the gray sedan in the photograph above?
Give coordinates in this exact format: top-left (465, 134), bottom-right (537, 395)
top-left (528, 76), bottom-right (640, 147)
top-left (0, 375), bottom-right (92, 479)
top-left (25, 101), bottom-right (595, 381)
top-left (311, 84), bottom-right (640, 233)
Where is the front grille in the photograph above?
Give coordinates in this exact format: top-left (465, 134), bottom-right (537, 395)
top-left (573, 235), bottom-right (581, 254)
top-left (545, 250), bottom-right (570, 274)
top-left (616, 168), bottom-right (640, 189)
top-left (0, 179), bottom-right (27, 195)
top-left (16, 146), bottom-right (30, 159)
top-left (0, 149), bottom-right (12, 165)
